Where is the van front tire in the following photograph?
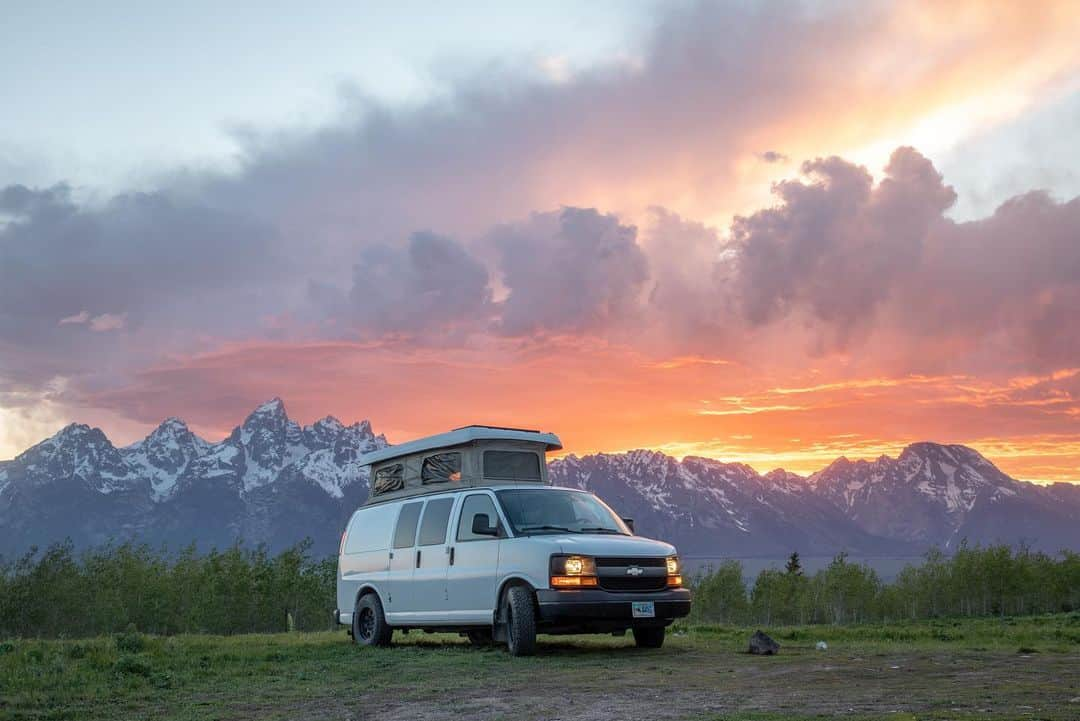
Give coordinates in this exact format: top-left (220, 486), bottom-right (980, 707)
top-left (504, 586), bottom-right (537, 657)
top-left (353, 593), bottom-right (393, 647)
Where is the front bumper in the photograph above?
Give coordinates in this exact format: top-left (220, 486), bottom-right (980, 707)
top-left (535, 587), bottom-right (691, 622)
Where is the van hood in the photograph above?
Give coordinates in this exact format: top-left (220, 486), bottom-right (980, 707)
top-left (530, 534), bottom-right (676, 557)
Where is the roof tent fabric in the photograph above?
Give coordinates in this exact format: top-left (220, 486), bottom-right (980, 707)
top-left (362, 428), bottom-right (560, 505)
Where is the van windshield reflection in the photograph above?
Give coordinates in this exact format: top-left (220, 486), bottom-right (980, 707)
top-left (496, 489), bottom-right (629, 536)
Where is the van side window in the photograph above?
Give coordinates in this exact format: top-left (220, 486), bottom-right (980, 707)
top-left (421, 452), bottom-right (462, 485)
top-left (417, 498), bottom-right (455, 546)
top-left (392, 502), bottom-right (422, 549)
top-left (344, 505), bottom-right (396, 554)
top-left (483, 451), bottom-right (541, 481)
top-left (456, 494), bottom-right (500, 541)
top-left (373, 463), bottom-right (404, 495)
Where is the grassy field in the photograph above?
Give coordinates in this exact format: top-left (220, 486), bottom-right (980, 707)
top-left (2, 615), bottom-right (1079, 721)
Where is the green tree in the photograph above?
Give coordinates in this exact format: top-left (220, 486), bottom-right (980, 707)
top-left (690, 561), bottom-right (749, 624)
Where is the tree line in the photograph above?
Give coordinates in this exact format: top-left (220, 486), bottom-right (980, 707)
top-left (691, 544), bottom-right (1080, 625)
top-left (2, 540), bottom-right (1079, 638)
top-left (0, 540), bottom-right (336, 638)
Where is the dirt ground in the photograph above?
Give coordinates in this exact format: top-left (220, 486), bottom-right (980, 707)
top-left (240, 641), bottom-right (1080, 721)
top-left (5, 627), bottom-right (1080, 721)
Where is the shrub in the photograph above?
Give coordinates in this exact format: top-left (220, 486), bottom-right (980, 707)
top-left (114, 654), bottom-right (152, 677)
top-left (115, 631), bottom-right (145, 653)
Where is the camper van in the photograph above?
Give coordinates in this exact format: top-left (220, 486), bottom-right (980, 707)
top-left (336, 425), bottom-right (691, 656)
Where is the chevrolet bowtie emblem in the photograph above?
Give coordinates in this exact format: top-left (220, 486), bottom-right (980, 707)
top-left (626, 566), bottom-right (644, 576)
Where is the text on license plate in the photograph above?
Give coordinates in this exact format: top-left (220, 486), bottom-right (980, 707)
top-left (631, 601), bottom-right (655, 618)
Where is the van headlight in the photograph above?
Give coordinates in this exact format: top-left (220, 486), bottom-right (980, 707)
top-left (666, 556), bottom-right (682, 587)
top-left (550, 554), bottom-right (598, 588)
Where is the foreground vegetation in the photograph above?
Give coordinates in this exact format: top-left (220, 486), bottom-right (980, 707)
top-left (691, 545), bottom-right (1080, 626)
top-left (1, 615), bottom-right (1078, 721)
top-left (0, 541), bottom-right (335, 638)
top-left (3, 540), bottom-right (1077, 638)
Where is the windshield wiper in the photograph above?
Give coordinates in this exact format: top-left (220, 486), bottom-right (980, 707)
top-left (578, 527), bottom-right (625, 535)
top-left (519, 525), bottom-right (579, 534)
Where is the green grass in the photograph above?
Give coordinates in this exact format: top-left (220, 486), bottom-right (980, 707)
top-left (2, 615), bottom-right (1079, 721)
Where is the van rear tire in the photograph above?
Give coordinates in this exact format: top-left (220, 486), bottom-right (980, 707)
top-left (353, 593), bottom-right (393, 647)
top-left (632, 626), bottom-right (665, 648)
top-left (504, 586), bottom-right (537, 657)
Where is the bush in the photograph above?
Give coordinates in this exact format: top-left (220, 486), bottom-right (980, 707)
top-left (114, 654), bottom-right (152, 677)
top-left (115, 631), bottom-right (145, 653)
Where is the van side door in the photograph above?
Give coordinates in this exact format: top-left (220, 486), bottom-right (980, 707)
top-left (386, 501), bottom-right (422, 619)
top-left (445, 492), bottom-right (503, 623)
top-left (408, 497), bottom-right (457, 621)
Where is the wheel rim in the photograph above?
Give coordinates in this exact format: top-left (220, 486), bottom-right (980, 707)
top-left (357, 607), bottom-right (375, 641)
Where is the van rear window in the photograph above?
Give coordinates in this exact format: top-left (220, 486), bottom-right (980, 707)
top-left (483, 451), bottom-right (541, 481)
top-left (344, 505), bottom-right (396, 554)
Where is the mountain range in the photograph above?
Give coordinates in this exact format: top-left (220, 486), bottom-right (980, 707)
top-left (2, 399), bottom-right (1079, 559)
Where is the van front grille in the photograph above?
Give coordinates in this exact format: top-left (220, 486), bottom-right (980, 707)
top-left (595, 556), bottom-right (669, 593)
top-left (598, 576), bottom-right (669, 592)
top-left (595, 557), bottom-right (666, 568)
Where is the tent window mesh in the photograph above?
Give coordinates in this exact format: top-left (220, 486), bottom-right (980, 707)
top-left (483, 451), bottom-right (541, 481)
top-left (421, 453), bottom-right (462, 485)
top-left (372, 463), bottom-right (404, 495)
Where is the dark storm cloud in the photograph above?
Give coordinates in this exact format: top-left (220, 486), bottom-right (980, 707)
top-left (729, 147), bottom-right (956, 336)
top-left (718, 148), bottom-right (1080, 369)
top-left (492, 208), bottom-right (649, 336)
top-left (311, 231), bottom-right (492, 336)
top-left (0, 183), bottom-right (282, 387)
top-left (899, 189), bottom-right (1080, 370)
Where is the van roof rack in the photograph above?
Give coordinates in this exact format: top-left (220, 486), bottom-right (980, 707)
top-left (451, 423), bottom-right (541, 433)
top-left (359, 426), bottom-right (562, 467)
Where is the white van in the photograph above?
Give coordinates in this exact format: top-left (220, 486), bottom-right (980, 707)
top-left (336, 425), bottom-right (691, 656)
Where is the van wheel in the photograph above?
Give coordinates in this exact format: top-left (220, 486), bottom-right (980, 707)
top-left (632, 626), bottom-right (665, 648)
top-left (353, 594), bottom-right (393, 647)
top-left (503, 586), bottom-right (537, 657)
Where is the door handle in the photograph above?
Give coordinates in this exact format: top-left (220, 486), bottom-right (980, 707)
top-left (449, 547), bottom-right (455, 566)
top-left (416, 549), bottom-right (421, 568)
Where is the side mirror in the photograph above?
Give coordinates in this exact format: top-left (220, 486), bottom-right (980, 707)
top-left (471, 513), bottom-right (499, 537)
top-left (621, 517), bottom-right (635, 534)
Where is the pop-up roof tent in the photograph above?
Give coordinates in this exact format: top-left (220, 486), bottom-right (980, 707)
top-left (358, 425), bottom-right (563, 505)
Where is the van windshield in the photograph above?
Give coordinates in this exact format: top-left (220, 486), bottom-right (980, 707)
top-left (495, 489), bottom-right (630, 536)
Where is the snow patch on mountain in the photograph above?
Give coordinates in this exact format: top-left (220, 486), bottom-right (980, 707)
top-left (122, 417), bottom-right (210, 501)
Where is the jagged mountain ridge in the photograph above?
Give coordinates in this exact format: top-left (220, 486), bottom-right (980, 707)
top-left (806, 442), bottom-right (1080, 551)
top-left (0, 399), bottom-right (387, 555)
top-left (2, 402), bottom-right (1079, 557)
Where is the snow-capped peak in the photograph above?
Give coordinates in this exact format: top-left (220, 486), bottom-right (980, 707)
top-left (121, 417), bottom-right (210, 501)
top-left (251, 397), bottom-right (286, 416)
top-left (11, 422), bottom-right (135, 494)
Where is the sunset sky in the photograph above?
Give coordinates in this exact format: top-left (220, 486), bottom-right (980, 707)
top-left (2, 1), bottom-right (1080, 483)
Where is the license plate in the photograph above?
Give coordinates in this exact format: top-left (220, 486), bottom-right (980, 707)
top-left (631, 601), bottom-right (655, 618)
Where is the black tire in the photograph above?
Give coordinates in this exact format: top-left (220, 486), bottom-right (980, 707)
top-left (503, 586), bottom-right (537, 657)
top-left (353, 593), bottom-right (393, 647)
top-left (632, 626), bottom-right (665, 648)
